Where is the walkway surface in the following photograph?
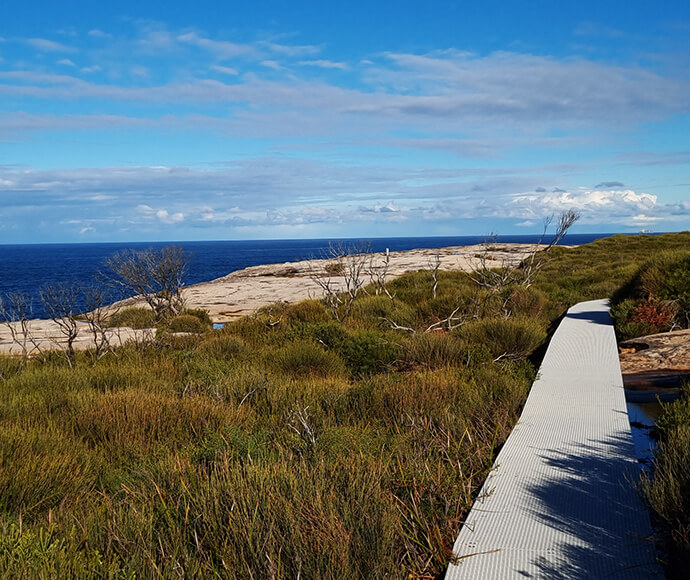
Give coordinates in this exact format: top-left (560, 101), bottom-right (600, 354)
top-left (446, 299), bottom-right (663, 579)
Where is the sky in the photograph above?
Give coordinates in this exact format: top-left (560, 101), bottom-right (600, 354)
top-left (1, 0), bottom-right (689, 243)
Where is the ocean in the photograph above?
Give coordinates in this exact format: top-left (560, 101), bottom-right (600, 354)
top-left (0, 233), bottom-right (615, 319)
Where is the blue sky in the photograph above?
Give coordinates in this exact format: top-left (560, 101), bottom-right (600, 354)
top-left (1, 0), bottom-right (689, 243)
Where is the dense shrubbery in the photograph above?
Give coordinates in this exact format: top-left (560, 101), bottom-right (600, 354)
top-left (2, 231), bottom-right (690, 577)
top-left (644, 385), bottom-right (690, 570)
top-left (611, 250), bottom-right (690, 340)
top-left (0, 261), bottom-right (549, 577)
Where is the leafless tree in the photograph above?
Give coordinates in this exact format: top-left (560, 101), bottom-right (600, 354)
top-left (82, 286), bottom-right (114, 359)
top-left (367, 248), bottom-right (395, 300)
top-left (310, 242), bottom-right (369, 321)
top-left (428, 253), bottom-right (441, 299)
top-left (470, 210), bottom-right (580, 294)
top-left (520, 209), bottom-right (580, 287)
top-left (39, 282), bottom-right (80, 366)
top-left (104, 246), bottom-right (190, 320)
top-left (0, 291), bottom-right (41, 357)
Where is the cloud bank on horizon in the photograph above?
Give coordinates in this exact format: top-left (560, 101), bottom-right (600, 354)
top-left (1, 0), bottom-right (689, 243)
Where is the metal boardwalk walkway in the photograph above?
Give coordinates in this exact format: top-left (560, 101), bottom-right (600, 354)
top-left (446, 299), bottom-right (662, 579)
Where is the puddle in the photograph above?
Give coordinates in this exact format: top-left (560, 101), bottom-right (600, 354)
top-left (626, 400), bottom-right (662, 470)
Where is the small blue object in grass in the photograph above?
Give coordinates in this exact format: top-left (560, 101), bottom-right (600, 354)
top-left (213, 323), bottom-right (226, 330)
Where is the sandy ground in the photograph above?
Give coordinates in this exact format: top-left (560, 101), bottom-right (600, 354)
top-left (0, 243), bottom-right (542, 354)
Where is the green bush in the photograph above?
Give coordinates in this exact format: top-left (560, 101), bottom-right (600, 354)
top-left (270, 340), bottom-right (347, 377)
top-left (644, 393), bottom-right (690, 566)
top-left (285, 300), bottom-right (330, 324)
top-left (611, 250), bottom-right (690, 339)
top-left (459, 316), bottom-right (546, 360)
top-left (506, 286), bottom-right (549, 319)
top-left (160, 314), bottom-right (209, 334)
top-left (181, 308), bottom-right (213, 326)
top-left (108, 307), bottom-right (155, 328)
top-left (196, 334), bottom-right (248, 359)
top-left (341, 330), bottom-right (397, 376)
top-left (401, 332), bottom-right (467, 369)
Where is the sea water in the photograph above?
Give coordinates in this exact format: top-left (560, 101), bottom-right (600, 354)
top-left (0, 233), bottom-right (612, 320)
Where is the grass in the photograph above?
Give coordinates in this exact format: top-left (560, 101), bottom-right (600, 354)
top-left (643, 386), bottom-right (690, 574)
top-left (2, 231), bottom-right (690, 577)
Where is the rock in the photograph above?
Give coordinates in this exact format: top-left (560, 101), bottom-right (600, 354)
top-left (619, 329), bottom-right (690, 388)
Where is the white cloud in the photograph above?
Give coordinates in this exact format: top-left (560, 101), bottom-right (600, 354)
top-left (299, 59), bottom-right (349, 70)
top-left (2, 162), bottom-right (683, 237)
top-left (177, 32), bottom-right (254, 59)
top-left (260, 60), bottom-right (283, 70)
top-left (156, 209), bottom-right (184, 223)
top-left (88, 29), bottom-right (112, 39)
top-left (210, 65), bottom-right (238, 75)
top-left (508, 188), bottom-right (658, 220)
top-left (25, 37), bottom-right (76, 53)
top-left (57, 58), bottom-right (76, 67)
top-left (3, 46), bottom-right (688, 137)
top-left (260, 41), bottom-right (320, 57)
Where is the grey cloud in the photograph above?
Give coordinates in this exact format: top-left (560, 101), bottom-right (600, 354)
top-left (535, 187), bottom-right (547, 192)
top-left (595, 181), bottom-right (625, 188)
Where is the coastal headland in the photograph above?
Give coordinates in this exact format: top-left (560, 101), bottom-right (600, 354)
top-left (0, 243), bottom-right (544, 354)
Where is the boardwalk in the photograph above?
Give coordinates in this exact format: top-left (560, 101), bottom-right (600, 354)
top-left (446, 299), bottom-right (662, 579)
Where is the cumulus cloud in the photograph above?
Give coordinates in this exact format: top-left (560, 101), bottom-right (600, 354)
top-left (1, 161), bottom-right (686, 242)
top-left (507, 188), bottom-right (660, 226)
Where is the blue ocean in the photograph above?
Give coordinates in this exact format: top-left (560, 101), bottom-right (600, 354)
top-left (0, 234), bottom-right (614, 319)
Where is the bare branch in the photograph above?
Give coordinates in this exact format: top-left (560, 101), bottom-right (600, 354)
top-left (40, 282), bottom-right (81, 366)
top-left (0, 292), bottom-right (42, 357)
top-left (104, 246), bottom-right (190, 320)
top-left (309, 242), bottom-right (370, 321)
top-left (368, 248), bottom-right (394, 300)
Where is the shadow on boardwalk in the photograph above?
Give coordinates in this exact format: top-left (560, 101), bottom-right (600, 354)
top-left (565, 309), bottom-right (612, 326)
top-left (525, 433), bottom-right (660, 579)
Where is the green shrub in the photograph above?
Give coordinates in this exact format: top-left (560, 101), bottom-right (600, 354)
top-left (226, 316), bottom-right (271, 345)
top-left (644, 393), bottom-right (690, 566)
top-left (181, 308), bottom-right (213, 327)
top-left (324, 262), bottom-right (344, 275)
top-left (506, 286), bottom-right (549, 319)
top-left (285, 300), bottom-right (330, 324)
top-left (108, 307), bottom-right (155, 328)
top-left (341, 330), bottom-right (397, 376)
top-left (350, 295), bottom-right (395, 322)
top-left (459, 316), bottom-right (546, 360)
top-left (160, 314), bottom-right (209, 334)
top-left (611, 250), bottom-right (690, 338)
top-left (196, 334), bottom-right (248, 359)
top-left (270, 340), bottom-right (346, 377)
top-left (401, 332), bottom-right (467, 369)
